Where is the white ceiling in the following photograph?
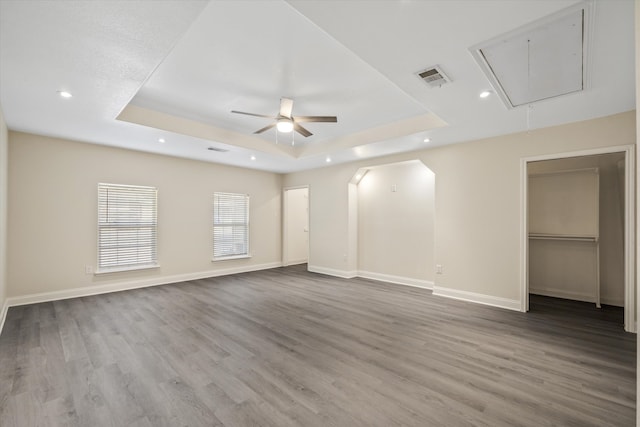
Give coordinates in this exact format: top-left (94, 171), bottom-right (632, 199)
top-left (0, 0), bottom-right (635, 173)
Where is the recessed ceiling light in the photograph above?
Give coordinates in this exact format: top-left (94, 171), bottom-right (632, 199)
top-left (158, 138), bottom-right (165, 143)
top-left (58, 90), bottom-right (72, 98)
top-left (479, 90), bottom-right (492, 98)
top-left (250, 155), bottom-right (256, 161)
top-left (423, 138), bottom-right (431, 143)
top-left (326, 157), bottom-right (332, 163)
top-left (355, 174), bottom-right (362, 180)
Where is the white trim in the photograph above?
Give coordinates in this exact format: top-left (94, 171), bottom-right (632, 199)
top-left (284, 259), bottom-right (308, 266)
top-left (624, 145), bottom-right (636, 332)
top-left (307, 265), bottom-right (357, 279)
top-left (523, 144), bottom-right (634, 163)
top-left (357, 270), bottom-right (434, 290)
top-left (5, 262), bottom-right (282, 308)
top-left (282, 185), bottom-right (310, 191)
top-left (433, 286), bottom-right (522, 312)
top-left (212, 254), bottom-right (252, 262)
top-left (0, 300), bottom-right (8, 336)
top-left (95, 263), bottom-right (160, 275)
top-left (520, 156), bottom-right (529, 312)
top-left (520, 144), bottom-right (636, 332)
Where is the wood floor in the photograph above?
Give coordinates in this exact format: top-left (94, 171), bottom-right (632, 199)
top-left (0, 265), bottom-right (635, 426)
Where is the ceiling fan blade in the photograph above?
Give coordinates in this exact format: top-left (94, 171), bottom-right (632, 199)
top-left (279, 98), bottom-right (294, 118)
top-left (231, 110), bottom-right (275, 119)
top-left (293, 122), bottom-right (313, 137)
top-left (254, 123), bottom-right (276, 134)
top-left (294, 116), bottom-right (338, 123)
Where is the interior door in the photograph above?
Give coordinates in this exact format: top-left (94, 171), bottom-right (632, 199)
top-left (284, 187), bottom-right (309, 265)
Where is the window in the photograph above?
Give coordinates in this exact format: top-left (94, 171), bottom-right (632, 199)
top-left (213, 192), bottom-right (249, 259)
top-left (97, 183), bottom-right (158, 272)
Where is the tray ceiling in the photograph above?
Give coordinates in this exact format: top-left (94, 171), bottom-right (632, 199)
top-left (0, 0), bottom-right (634, 173)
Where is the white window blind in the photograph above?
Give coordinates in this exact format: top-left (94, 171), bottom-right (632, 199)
top-left (98, 183), bottom-right (158, 271)
top-left (213, 192), bottom-right (249, 259)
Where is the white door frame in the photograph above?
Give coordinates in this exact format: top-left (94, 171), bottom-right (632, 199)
top-left (520, 144), bottom-right (636, 332)
top-left (282, 185), bottom-right (310, 267)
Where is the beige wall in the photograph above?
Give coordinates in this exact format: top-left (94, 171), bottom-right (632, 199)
top-left (357, 161), bottom-right (435, 283)
top-left (0, 108), bottom-right (7, 315)
top-left (7, 132), bottom-right (283, 299)
top-left (284, 111), bottom-right (635, 303)
top-left (285, 165), bottom-right (356, 276)
top-left (347, 183), bottom-right (358, 275)
top-left (4, 112), bottom-right (636, 309)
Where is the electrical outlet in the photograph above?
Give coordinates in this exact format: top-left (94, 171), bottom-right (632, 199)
top-left (85, 265), bottom-right (93, 275)
top-left (436, 264), bottom-right (443, 274)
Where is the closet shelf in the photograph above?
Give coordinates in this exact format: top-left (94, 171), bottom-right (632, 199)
top-left (528, 233), bottom-right (598, 242)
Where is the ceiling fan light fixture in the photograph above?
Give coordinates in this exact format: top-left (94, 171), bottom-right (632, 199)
top-left (232, 98), bottom-right (336, 138)
top-left (276, 118), bottom-right (293, 133)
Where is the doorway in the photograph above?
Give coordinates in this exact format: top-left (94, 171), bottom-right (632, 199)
top-left (520, 145), bottom-right (635, 332)
top-left (283, 186), bottom-right (309, 266)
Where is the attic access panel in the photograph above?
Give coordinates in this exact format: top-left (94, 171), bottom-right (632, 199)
top-left (471, 5), bottom-right (587, 108)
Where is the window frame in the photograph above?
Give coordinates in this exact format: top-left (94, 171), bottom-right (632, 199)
top-left (96, 182), bottom-right (159, 274)
top-left (212, 192), bottom-right (251, 261)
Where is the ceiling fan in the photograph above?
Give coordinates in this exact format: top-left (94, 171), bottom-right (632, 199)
top-left (231, 97), bottom-right (337, 137)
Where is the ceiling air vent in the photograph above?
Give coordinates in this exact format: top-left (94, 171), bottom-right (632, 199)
top-left (207, 146), bottom-right (228, 152)
top-left (417, 65), bottom-right (450, 88)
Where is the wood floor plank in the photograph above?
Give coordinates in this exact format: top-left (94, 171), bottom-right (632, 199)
top-left (0, 264), bottom-right (635, 426)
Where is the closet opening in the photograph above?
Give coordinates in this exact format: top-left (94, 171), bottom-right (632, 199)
top-left (520, 145), bottom-right (635, 332)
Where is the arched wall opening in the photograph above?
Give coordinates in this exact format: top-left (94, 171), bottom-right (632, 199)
top-left (349, 160), bottom-right (436, 288)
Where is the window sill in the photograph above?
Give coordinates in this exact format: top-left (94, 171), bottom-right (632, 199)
top-left (95, 263), bottom-right (160, 275)
top-left (212, 254), bottom-right (252, 262)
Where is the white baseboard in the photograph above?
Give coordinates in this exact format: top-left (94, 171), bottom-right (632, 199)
top-left (357, 270), bottom-right (433, 290)
top-left (0, 299), bottom-right (8, 337)
top-left (600, 297), bottom-right (624, 307)
top-left (433, 286), bottom-right (522, 312)
top-left (283, 259), bottom-right (308, 267)
top-left (4, 261), bottom-right (283, 309)
top-left (530, 288), bottom-right (624, 307)
top-left (307, 265), bottom-right (357, 279)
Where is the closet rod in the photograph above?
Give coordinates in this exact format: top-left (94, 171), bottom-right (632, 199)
top-left (528, 234), bottom-right (598, 242)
